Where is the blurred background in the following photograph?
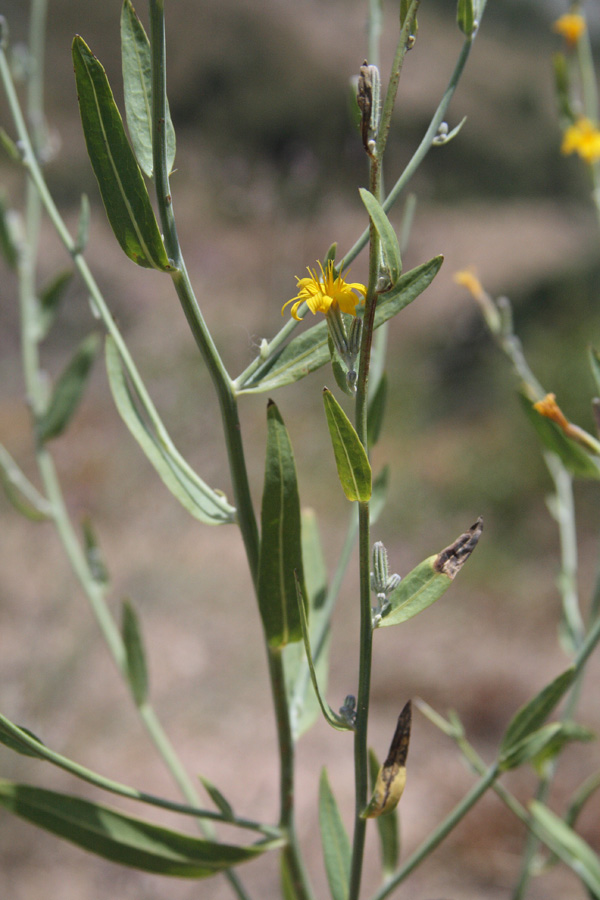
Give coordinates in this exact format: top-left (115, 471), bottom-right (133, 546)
top-left (1, 0), bottom-right (600, 897)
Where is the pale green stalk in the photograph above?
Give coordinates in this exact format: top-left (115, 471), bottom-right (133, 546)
top-left (148, 5), bottom-right (314, 898)
top-left (3, 12), bottom-right (256, 900)
top-left (370, 764), bottom-right (500, 900)
top-left (340, 0), bottom-right (488, 272)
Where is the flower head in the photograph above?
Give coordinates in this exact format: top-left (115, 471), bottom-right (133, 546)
top-left (533, 393), bottom-right (571, 431)
top-left (561, 117), bottom-right (600, 164)
top-left (552, 12), bottom-right (586, 47)
top-left (453, 267), bottom-right (484, 301)
top-left (282, 260), bottom-right (366, 321)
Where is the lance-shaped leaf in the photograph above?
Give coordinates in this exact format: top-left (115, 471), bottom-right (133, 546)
top-left (363, 702), bottom-right (411, 819)
top-left (368, 748), bottom-right (399, 877)
top-left (72, 36), bottom-right (171, 271)
top-left (323, 389), bottom-right (371, 502)
top-left (82, 516), bottom-right (110, 586)
top-left (121, 0), bottom-right (176, 178)
top-left (359, 188), bottom-right (402, 286)
top-left (499, 722), bottom-right (581, 772)
top-left (0, 712), bottom-right (278, 835)
top-left (285, 509), bottom-right (331, 740)
top-left (457, 0), bottom-right (475, 35)
top-left (294, 575), bottom-right (351, 732)
top-left (499, 668), bottom-right (575, 762)
top-left (122, 599), bottom-right (149, 707)
top-left (378, 518), bottom-right (482, 628)
top-left (37, 268), bottom-right (73, 340)
top-left (0, 444), bottom-right (52, 520)
top-left (237, 256), bottom-right (443, 394)
top-left (367, 373), bottom-right (387, 449)
top-left (529, 801), bottom-right (600, 897)
top-left (105, 337), bottom-right (236, 525)
top-left (36, 333), bottom-right (100, 443)
top-left (319, 769), bottom-right (351, 900)
top-left (257, 401), bottom-right (306, 646)
top-left (519, 394), bottom-right (600, 480)
top-left (0, 780), bottom-right (276, 877)
top-left (0, 191), bottom-right (18, 268)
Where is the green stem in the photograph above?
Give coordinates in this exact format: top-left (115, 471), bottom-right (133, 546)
top-left (348, 109), bottom-right (383, 900)
top-left (5, 16), bottom-right (252, 900)
top-left (340, 0), bottom-right (488, 272)
top-left (369, 764), bottom-right (500, 900)
top-left (148, 7), bottom-right (313, 898)
top-left (375, 0), bottom-right (421, 162)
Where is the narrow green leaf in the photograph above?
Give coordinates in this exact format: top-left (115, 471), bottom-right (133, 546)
top-left (589, 346), bottom-right (600, 395)
top-left (370, 465), bottom-right (389, 524)
top-left (37, 333), bottom-right (100, 442)
top-left (37, 268), bottom-right (73, 340)
top-left (293, 575), bottom-right (350, 732)
top-left (257, 401), bottom-right (306, 646)
top-left (319, 769), bottom-right (351, 900)
top-left (359, 188), bottom-right (402, 286)
top-left (285, 509), bottom-right (331, 739)
top-left (199, 776), bottom-right (234, 822)
top-left (367, 373), bottom-right (387, 449)
top-left (324, 243), bottom-right (337, 267)
top-left (529, 722), bottom-right (594, 775)
top-left (499, 668), bottom-right (576, 758)
top-left (72, 36), bottom-right (171, 271)
top-left (565, 770), bottom-right (600, 831)
top-left (368, 749), bottom-right (399, 877)
top-left (530, 802), bottom-right (600, 897)
top-left (82, 516), bottom-right (110, 586)
top-left (75, 193), bottom-right (91, 254)
top-left (0, 721), bottom-right (47, 759)
top-left (0, 712), bottom-right (277, 833)
top-left (457, 0), bottom-right (475, 35)
top-left (499, 722), bottom-right (564, 772)
top-left (0, 780), bottom-right (275, 877)
top-left (0, 127), bottom-right (22, 163)
top-left (0, 444), bottom-right (52, 521)
top-left (0, 191), bottom-right (18, 267)
top-left (322, 389), bottom-right (371, 502)
top-left (122, 599), bottom-right (149, 706)
top-left (378, 518), bottom-right (483, 628)
top-left (519, 394), bottom-right (600, 480)
top-left (105, 337), bottom-right (236, 524)
top-left (121, 0), bottom-right (176, 178)
top-left (238, 256), bottom-right (443, 394)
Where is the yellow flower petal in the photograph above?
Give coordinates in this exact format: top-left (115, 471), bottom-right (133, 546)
top-left (552, 13), bottom-right (586, 47)
top-left (281, 260), bottom-right (366, 320)
top-left (453, 267), bottom-right (484, 300)
top-left (533, 393), bottom-right (571, 432)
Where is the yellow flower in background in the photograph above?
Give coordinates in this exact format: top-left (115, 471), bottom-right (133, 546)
top-left (561, 118), bottom-right (600, 164)
top-left (453, 267), bottom-right (484, 301)
top-left (282, 260), bottom-right (366, 321)
top-left (552, 12), bottom-right (586, 47)
top-left (533, 393), bottom-right (571, 432)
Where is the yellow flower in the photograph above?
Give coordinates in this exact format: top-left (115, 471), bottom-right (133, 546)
top-left (533, 393), bottom-right (571, 432)
top-left (552, 12), bottom-right (586, 47)
top-left (561, 118), bottom-right (600, 164)
top-left (453, 267), bottom-right (484, 301)
top-left (282, 260), bottom-right (366, 321)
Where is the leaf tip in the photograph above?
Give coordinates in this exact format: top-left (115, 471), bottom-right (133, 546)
top-left (433, 516), bottom-right (483, 579)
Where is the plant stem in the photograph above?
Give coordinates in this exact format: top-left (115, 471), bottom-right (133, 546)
top-left (370, 764), bottom-right (500, 900)
top-left (340, 0), bottom-right (488, 272)
top-left (375, 0), bottom-right (420, 162)
top-left (348, 92), bottom-right (383, 899)
top-left (148, 6), bottom-right (314, 898)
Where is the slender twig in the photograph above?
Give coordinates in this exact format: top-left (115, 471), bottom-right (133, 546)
top-left (148, 5), bottom-right (315, 898)
top-left (370, 765), bottom-right (500, 900)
